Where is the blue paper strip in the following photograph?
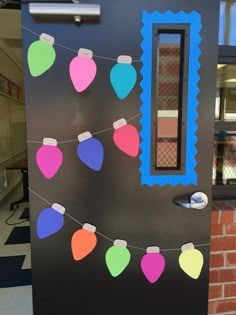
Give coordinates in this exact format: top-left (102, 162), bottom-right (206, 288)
top-left (139, 11), bottom-right (202, 186)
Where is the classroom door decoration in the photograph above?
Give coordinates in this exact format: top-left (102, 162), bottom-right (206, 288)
top-left (24, 9), bottom-right (207, 285)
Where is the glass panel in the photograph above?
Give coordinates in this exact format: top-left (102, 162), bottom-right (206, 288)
top-left (156, 33), bottom-right (182, 169)
top-left (213, 131), bottom-right (236, 185)
top-left (216, 64), bottom-right (236, 120)
top-left (229, 2), bottom-right (236, 45)
top-left (219, 1), bottom-right (226, 45)
top-left (219, 0), bottom-right (236, 46)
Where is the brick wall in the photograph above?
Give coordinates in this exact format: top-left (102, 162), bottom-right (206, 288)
top-left (209, 201), bottom-right (236, 315)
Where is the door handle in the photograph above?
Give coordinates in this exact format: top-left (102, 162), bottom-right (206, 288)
top-left (173, 192), bottom-right (208, 209)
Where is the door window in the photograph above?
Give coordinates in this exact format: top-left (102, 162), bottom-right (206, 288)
top-left (140, 11), bottom-right (201, 186)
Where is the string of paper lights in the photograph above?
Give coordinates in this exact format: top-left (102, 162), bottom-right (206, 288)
top-left (22, 25), bottom-right (140, 99)
top-left (23, 24), bottom-right (209, 284)
top-left (29, 187), bottom-right (210, 283)
top-left (27, 113), bottom-right (141, 178)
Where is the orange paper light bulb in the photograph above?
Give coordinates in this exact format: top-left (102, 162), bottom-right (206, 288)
top-left (71, 223), bottom-right (97, 261)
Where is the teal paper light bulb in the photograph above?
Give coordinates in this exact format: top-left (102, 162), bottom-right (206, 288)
top-left (105, 239), bottom-right (131, 277)
top-left (110, 55), bottom-right (137, 100)
top-left (27, 33), bottom-right (56, 77)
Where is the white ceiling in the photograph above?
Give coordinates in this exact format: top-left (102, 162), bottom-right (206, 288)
top-left (0, 9), bottom-right (23, 71)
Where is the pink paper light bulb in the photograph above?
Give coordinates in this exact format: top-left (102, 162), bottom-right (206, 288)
top-left (69, 48), bottom-right (97, 92)
top-left (141, 246), bottom-right (165, 283)
top-left (113, 118), bottom-right (140, 157)
top-left (36, 138), bottom-right (63, 179)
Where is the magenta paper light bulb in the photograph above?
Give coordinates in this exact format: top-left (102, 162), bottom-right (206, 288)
top-left (113, 119), bottom-right (140, 157)
top-left (141, 246), bottom-right (166, 283)
top-left (69, 48), bottom-right (97, 92)
top-left (36, 138), bottom-right (63, 179)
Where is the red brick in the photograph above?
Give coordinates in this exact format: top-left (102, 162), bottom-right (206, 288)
top-left (159, 63), bottom-right (164, 76)
top-left (220, 210), bottom-right (235, 224)
top-left (157, 98), bottom-right (166, 110)
top-left (211, 224), bottom-right (224, 236)
top-left (217, 299), bottom-right (236, 313)
top-left (159, 47), bottom-right (180, 57)
top-left (208, 301), bottom-right (217, 314)
top-left (211, 236), bottom-right (236, 251)
top-left (225, 283), bottom-right (236, 297)
top-left (225, 224), bottom-right (236, 235)
top-left (158, 82), bottom-right (178, 97)
top-left (166, 98), bottom-right (178, 110)
top-left (226, 253), bottom-right (236, 267)
top-left (210, 269), bottom-right (236, 283)
top-left (208, 285), bottom-right (223, 299)
top-left (165, 61), bottom-right (179, 77)
top-left (211, 211), bottom-right (219, 224)
top-left (209, 299), bottom-right (236, 314)
top-left (208, 299), bottom-right (236, 315)
top-left (210, 253), bottom-right (224, 268)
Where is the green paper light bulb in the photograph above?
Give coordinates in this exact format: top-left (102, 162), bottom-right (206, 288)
top-left (105, 239), bottom-right (131, 277)
top-left (27, 33), bottom-right (56, 77)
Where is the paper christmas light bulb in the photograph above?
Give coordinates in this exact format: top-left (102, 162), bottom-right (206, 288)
top-left (105, 240), bottom-right (131, 277)
top-left (77, 132), bottom-right (104, 171)
top-left (71, 223), bottom-right (97, 261)
top-left (36, 138), bottom-right (63, 179)
top-left (37, 203), bottom-right (65, 239)
top-left (27, 33), bottom-right (56, 77)
top-left (69, 48), bottom-right (97, 92)
top-left (113, 119), bottom-right (140, 157)
top-left (141, 246), bottom-right (165, 283)
top-left (179, 243), bottom-right (204, 279)
top-left (110, 55), bottom-right (137, 99)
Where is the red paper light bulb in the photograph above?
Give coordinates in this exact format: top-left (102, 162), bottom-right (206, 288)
top-left (71, 223), bottom-right (97, 261)
top-left (113, 118), bottom-right (140, 157)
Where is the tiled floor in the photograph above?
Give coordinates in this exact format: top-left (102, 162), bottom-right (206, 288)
top-left (0, 186), bottom-right (33, 315)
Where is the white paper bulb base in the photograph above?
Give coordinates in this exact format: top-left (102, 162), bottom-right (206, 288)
top-left (83, 223), bottom-right (96, 233)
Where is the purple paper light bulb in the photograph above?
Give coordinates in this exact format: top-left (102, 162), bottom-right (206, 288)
top-left (37, 203), bottom-right (65, 239)
top-left (36, 138), bottom-right (63, 179)
top-left (77, 132), bottom-right (104, 171)
top-left (141, 246), bottom-right (165, 283)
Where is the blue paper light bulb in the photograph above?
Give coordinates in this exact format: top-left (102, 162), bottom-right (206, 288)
top-left (77, 132), bottom-right (104, 171)
top-left (110, 55), bottom-right (137, 100)
top-left (37, 203), bottom-right (65, 239)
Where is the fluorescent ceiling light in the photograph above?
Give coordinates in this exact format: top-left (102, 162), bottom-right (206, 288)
top-left (217, 64), bottom-right (226, 69)
top-left (225, 78), bottom-right (236, 82)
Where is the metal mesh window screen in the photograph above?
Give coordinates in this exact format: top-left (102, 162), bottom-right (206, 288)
top-left (156, 33), bottom-right (182, 169)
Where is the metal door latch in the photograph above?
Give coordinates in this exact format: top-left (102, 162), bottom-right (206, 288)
top-left (173, 192), bottom-right (208, 209)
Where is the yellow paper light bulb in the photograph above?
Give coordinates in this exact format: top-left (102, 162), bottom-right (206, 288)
top-left (179, 243), bottom-right (204, 279)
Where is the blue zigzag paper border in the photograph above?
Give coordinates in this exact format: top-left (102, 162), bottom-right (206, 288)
top-left (139, 10), bottom-right (202, 186)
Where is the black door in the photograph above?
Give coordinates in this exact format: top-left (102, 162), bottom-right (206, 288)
top-left (21, 1), bottom-right (219, 314)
